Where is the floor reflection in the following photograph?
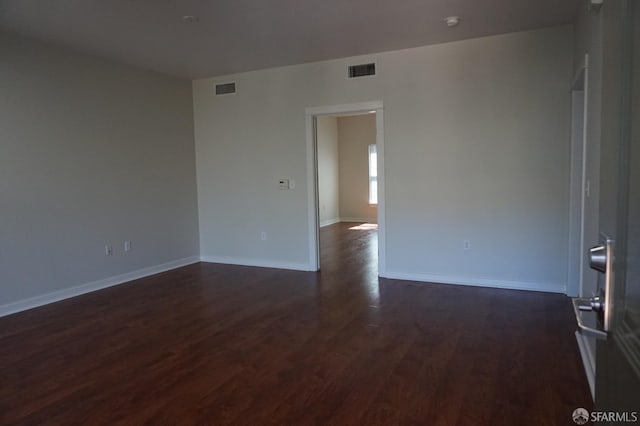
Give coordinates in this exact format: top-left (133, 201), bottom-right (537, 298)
top-left (319, 221), bottom-right (379, 306)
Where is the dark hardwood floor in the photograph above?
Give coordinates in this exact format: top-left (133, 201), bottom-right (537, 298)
top-left (0, 222), bottom-right (592, 425)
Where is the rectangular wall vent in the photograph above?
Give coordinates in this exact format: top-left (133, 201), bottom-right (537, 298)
top-left (348, 63), bottom-right (376, 78)
top-left (215, 82), bottom-right (236, 95)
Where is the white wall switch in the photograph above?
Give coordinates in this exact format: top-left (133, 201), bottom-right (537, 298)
top-left (105, 245), bottom-right (113, 256)
top-left (278, 179), bottom-right (290, 190)
top-left (585, 180), bottom-right (591, 197)
top-left (124, 240), bottom-right (132, 252)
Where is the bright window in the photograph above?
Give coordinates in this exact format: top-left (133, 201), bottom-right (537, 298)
top-left (368, 144), bottom-right (377, 204)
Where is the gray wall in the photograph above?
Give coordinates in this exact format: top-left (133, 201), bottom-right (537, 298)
top-left (316, 116), bottom-right (340, 226)
top-left (193, 25), bottom-right (574, 292)
top-left (337, 114), bottom-right (377, 222)
top-left (0, 33), bottom-right (199, 309)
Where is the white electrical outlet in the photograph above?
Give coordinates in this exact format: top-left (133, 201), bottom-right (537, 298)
top-left (105, 245), bottom-right (113, 256)
top-left (124, 240), bottom-right (132, 252)
top-left (463, 240), bottom-right (471, 250)
top-left (261, 231), bottom-right (267, 241)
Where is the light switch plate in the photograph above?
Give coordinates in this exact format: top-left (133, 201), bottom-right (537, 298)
top-left (278, 179), bottom-right (290, 190)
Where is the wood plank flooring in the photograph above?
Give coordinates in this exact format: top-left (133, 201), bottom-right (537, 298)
top-left (0, 222), bottom-right (592, 425)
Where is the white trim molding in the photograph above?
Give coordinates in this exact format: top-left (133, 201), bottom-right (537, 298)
top-left (305, 101), bottom-right (383, 117)
top-left (305, 100), bottom-right (386, 275)
top-left (200, 256), bottom-right (312, 272)
top-left (339, 217), bottom-right (377, 223)
top-left (0, 256), bottom-right (200, 317)
top-left (381, 270), bottom-right (567, 294)
top-left (320, 218), bottom-right (341, 227)
top-left (321, 218), bottom-right (378, 227)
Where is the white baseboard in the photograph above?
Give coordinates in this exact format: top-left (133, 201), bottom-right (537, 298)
top-left (340, 217), bottom-right (377, 223)
top-left (320, 218), bottom-right (341, 227)
top-left (0, 256), bottom-right (200, 318)
top-left (575, 331), bottom-right (596, 400)
top-left (381, 270), bottom-right (566, 294)
top-left (200, 256), bottom-right (313, 272)
top-left (320, 218), bottom-right (377, 227)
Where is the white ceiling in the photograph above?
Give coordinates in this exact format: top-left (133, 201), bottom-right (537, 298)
top-left (0, 0), bottom-right (581, 80)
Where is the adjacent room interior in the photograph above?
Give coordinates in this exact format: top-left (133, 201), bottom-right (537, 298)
top-left (316, 111), bottom-right (378, 270)
top-left (1, 0), bottom-right (638, 423)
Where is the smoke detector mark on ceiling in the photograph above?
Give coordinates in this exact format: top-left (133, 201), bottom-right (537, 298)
top-left (182, 15), bottom-right (199, 24)
top-left (445, 16), bottom-right (460, 27)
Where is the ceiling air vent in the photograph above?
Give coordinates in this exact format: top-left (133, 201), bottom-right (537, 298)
top-left (215, 82), bottom-right (236, 95)
top-left (348, 62), bottom-right (376, 78)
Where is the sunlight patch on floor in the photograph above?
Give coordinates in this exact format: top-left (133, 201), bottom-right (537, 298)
top-left (349, 223), bottom-right (378, 230)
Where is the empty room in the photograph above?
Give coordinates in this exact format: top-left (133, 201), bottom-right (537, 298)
top-left (1, 0), bottom-right (638, 424)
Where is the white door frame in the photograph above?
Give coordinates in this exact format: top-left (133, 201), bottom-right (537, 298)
top-left (568, 53), bottom-right (590, 297)
top-left (570, 54), bottom-right (598, 399)
top-left (305, 101), bottom-right (386, 274)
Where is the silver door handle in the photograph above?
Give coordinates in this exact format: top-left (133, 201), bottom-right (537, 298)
top-left (589, 244), bottom-right (607, 272)
top-left (573, 236), bottom-right (615, 340)
top-left (593, 237), bottom-right (615, 333)
top-left (572, 296), bottom-right (607, 340)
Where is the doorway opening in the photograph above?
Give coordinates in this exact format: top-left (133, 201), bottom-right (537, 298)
top-left (305, 102), bottom-right (385, 274)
